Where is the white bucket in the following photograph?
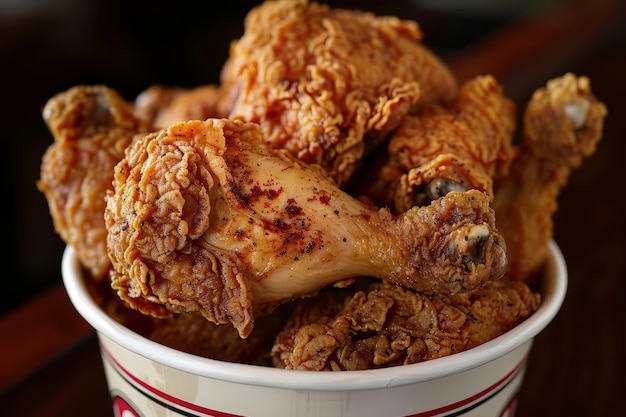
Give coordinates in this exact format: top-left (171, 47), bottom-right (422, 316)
top-left (62, 241), bottom-right (567, 417)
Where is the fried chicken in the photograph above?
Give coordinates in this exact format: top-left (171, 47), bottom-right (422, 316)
top-left (148, 311), bottom-right (283, 365)
top-left (221, 0), bottom-right (457, 185)
top-left (360, 75), bottom-right (517, 211)
top-left (36, 1), bottom-right (601, 374)
top-left (92, 276), bottom-right (281, 365)
top-left (104, 118), bottom-right (506, 337)
top-left (37, 85), bottom-right (153, 280)
top-left (38, 82), bottom-right (229, 282)
top-left (133, 84), bottom-right (186, 125)
top-left (134, 84), bottom-right (231, 129)
top-left (493, 73), bottom-right (607, 282)
top-left (271, 279), bottom-right (540, 371)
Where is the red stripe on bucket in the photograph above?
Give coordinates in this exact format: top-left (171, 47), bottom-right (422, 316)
top-left (101, 342), bottom-right (244, 417)
top-left (407, 354), bottom-right (528, 417)
top-left (101, 340), bottom-right (527, 417)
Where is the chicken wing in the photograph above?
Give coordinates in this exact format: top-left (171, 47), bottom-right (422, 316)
top-left (361, 75), bottom-right (517, 211)
top-left (271, 279), bottom-right (540, 371)
top-left (37, 85), bottom-right (153, 280)
top-left (221, 0), bottom-right (457, 185)
top-left (104, 118), bottom-right (506, 337)
top-left (493, 73), bottom-right (607, 282)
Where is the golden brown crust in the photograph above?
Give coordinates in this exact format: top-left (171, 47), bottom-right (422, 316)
top-left (135, 84), bottom-right (231, 129)
top-left (133, 84), bottom-right (186, 125)
top-left (105, 119), bottom-right (256, 336)
top-left (362, 75), bottom-right (516, 211)
top-left (149, 311), bottom-right (283, 365)
top-left (104, 118), bottom-right (506, 338)
top-left (272, 279), bottom-right (540, 371)
top-left (37, 85), bottom-right (152, 280)
top-left (389, 190), bottom-right (507, 293)
top-left (222, 0), bottom-right (457, 184)
top-left (493, 73), bottom-right (607, 282)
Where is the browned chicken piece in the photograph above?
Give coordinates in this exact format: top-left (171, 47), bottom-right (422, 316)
top-left (95, 278), bottom-right (279, 365)
top-left (149, 311), bottom-right (284, 366)
top-left (37, 85), bottom-right (153, 281)
top-left (221, 0), bottom-right (458, 185)
top-left (362, 75), bottom-right (517, 211)
top-left (134, 84), bottom-right (231, 129)
top-left (133, 84), bottom-right (186, 124)
top-left (271, 279), bottom-right (540, 371)
top-left (493, 73), bottom-right (607, 283)
top-left (104, 118), bottom-right (506, 338)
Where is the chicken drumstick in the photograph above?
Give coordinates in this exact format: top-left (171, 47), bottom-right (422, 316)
top-left (493, 73), bottom-right (607, 283)
top-left (105, 118), bottom-right (507, 337)
top-left (361, 75), bottom-right (516, 212)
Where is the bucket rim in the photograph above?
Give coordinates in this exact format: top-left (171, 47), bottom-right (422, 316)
top-left (61, 240), bottom-right (567, 391)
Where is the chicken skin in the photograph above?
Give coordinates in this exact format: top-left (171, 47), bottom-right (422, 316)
top-left (271, 279), bottom-right (540, 371)
top-left (221, 0), bottom-right (457, 185)
top-left (104, 118), bottom-right (506, 337)
top-left (37, 85), bottom-right (152, 280)
top-left (362, 75), bottom-right (517, 211)
top-left (493, 73), bottom-right (607, 283)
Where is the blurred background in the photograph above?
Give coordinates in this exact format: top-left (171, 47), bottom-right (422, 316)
top-left (2, 1), bottom-right (625, 415)
top-left (0, 0), bottom-right (573, 315)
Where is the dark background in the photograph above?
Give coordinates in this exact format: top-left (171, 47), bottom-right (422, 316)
top-left (2, 1), bottom-right (625, 416)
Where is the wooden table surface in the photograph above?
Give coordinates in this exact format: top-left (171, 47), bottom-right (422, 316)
top-left (2, 1), bottom-right (625, 415)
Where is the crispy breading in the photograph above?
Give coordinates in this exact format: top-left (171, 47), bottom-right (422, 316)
top-left (272, 279), bottom-right (540, 371)
top-left (37, 85), bottom-right (152, 280)
top-left (361, 75), bottom-right (516, 211)
top-left (149, 312), bottom-right (283, 365)
top-left (222, 0), bottom-right (457, 184)
top-left (104, 118), bottom-right (506, 338)
top-left (493, 73), bottom-right (607, 282)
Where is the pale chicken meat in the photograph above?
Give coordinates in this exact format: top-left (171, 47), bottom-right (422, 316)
top-left (221, 0), bottom-right (457, 185)
top-left (37, 85), bottom-right (153, 280)
top-left (493, 73), bottom-right (607, 282)
top-left (104, 118), bottom-right (507, 337)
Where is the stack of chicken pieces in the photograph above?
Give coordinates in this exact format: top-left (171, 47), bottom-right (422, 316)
top-left (38, 0), bottom-right (606, 370)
